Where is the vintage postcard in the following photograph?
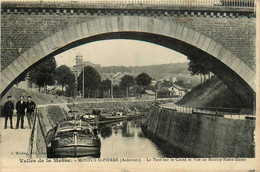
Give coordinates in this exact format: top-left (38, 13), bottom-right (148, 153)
top-left (0, 0), bottom-right (259, 171)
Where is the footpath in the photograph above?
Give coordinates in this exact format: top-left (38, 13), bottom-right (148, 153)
top-left (0, 116), bottom-right (31, 158)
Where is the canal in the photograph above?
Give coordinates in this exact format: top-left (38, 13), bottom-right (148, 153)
top-left (98, 119), bottom-right (164, 157)
top-left (96, 119), bottom-right (190, 158)
top-left (46, 118), bottom-right (191, 158)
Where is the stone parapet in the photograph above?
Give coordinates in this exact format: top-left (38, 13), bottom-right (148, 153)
top-left (1, 2), bottom-right (255, 18)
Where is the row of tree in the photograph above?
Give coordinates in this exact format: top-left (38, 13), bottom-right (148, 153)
top-left (23, 56), bottom-right (153, 98)
top-left (20, 54), bottom-right (211, 97)
top-left (77, 66), bottom-right (152, 98)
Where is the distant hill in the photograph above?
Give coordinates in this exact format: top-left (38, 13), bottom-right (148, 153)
top-left (100, 62), bottom-right (190, 76)
top-left (100, 62), bottom-right (200, 88)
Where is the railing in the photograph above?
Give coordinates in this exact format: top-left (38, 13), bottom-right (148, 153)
top-left (28, 109), bottom-right (47, 158)
top-left (1, 0), bottom-right (256, 8)
top-left (159, 103), bottom-right (255, 120)
top-left (28, 109), bottom-right (37, 158)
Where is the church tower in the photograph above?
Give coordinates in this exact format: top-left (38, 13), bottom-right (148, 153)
top-left (75, 53), bottom-right (83, 65)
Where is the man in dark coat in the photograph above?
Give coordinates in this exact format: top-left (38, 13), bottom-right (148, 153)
top-left (16, 96), bottom-right (27, 129)
top-left (3, 96), bottom-right (14, 129)
top-left (26, 96), bottom-right (36, 129)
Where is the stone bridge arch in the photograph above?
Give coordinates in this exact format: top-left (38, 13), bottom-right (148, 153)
top-left (0, 16), bottom-right (255, 103)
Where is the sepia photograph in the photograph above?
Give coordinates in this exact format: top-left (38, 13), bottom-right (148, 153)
top-left (0, 0), bottom-right (259, 171)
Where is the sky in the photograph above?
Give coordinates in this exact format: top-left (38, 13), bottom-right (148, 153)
top-left (55, 39), bottom-right (188, 67)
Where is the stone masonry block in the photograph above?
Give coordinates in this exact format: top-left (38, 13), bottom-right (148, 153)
top-left (146, 18), bottom-right (154, 33)
top-left (55, 30), bottom-right (70, 48)
top-left (39, 40), bottom-right (52, 56)
top-left (103, 17), bottom-right (111, 32)
top-left (180, 27), bottom-right (189, 42)
top-left (1, 72), bottom-right (10, 85)
top-left (138, 16), bottom-right (148, 32)
top-left (196, 34), bottom-right (206, 49)
top-left (49, 33), bottom-right (63, 51)
top-left (211, 43), bottom-right (222, 57)
top-left (24, 48), bottom-right (37, 65)
top-left (156, 19), bottom-right (167, 36)
top-left (130, 16), bottom-right (139, 31)
top-left (67, 25), bottom-right (79, 43)
top-left (122, 16), bottom-right (130, 31)
top-left (99, 17), bottom-right (107, 34)
top-left (8, 62), bottom-right (20, 78)
top-left (109, 16), bottom-right (118, 32)
top-left (32, 44), bottom-right (46, 61)
top-left (44, 37), bottom-right (56, 53)
top-left (247, 73), bottom-right (256, 91)
top-left (219, 52), bottom-right (236, 69)
top-left (80, 22), bottom-right (90, 38)
top-left (190, 32), bottom-right (200, 46)
top-left (175, 24), bottom-right (183, 40)
top-left (17, 55), bottom-right (30, 70)
top-left (184, 28), bottom-right (195, 45)
top-left (230, 58), bottom-right (244, 72)
top-left (216, 47), bottom-right (229, 62)
top-left (4, 66), bottom-right (16, 80)
top-left (236, 62), bottom-right (248, 79)
top-left (152, 18), bottom-right (161, 34)
top-left (162, 20), bottom-right (172, 36)
top-left (239, 66), bottom-right (254, 84)
top-left (75, 23), bottom-right (84, 39)
top-left (207, 40), bottom-right (217, 55)
top-left (201, 37), bottom-right (212, 52)
top-left (92, 19), bottom-right (101, 35)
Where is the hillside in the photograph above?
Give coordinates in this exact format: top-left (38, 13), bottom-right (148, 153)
top-left (101, 62), bottom-right (190, 75)
top-left (0, 87), bottom-right (66, 106)
top-left (176, 76), bottom-right (252, 109)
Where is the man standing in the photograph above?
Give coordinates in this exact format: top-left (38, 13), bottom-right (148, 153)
top-left (26, 96), bottom-right (36, 129)
top-left (3, 96), bottom-right (14, 129)
top-left (16, 96), bottom-right (26, 129)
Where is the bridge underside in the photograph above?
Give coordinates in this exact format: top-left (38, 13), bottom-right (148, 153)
top-left (0, 16), bottom-right (255, 107)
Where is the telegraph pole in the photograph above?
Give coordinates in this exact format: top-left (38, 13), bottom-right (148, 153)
top-left (82, 62), bottom-right (84, 98)
top-left (110, 66), bottom-right (113, 101)
top-left (111, 78), bottom-right (113, 100)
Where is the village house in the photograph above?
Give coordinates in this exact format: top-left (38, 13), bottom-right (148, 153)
top-left (168, 84), bottom-right (187, 98)
top-left (140, 90), bottom-right (155, 99)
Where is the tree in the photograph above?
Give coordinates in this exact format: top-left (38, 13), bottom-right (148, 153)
top-left (56, 65), bottom-right (75, 95)
top-left (28, 57), bottom-right (57, 93)
top-left (77, 66), bottom-right (101, 98)
top-left (65, 73), bottom-right (76, 97)
top-left (99, 79), bottom-right (112, 98)
top-left (174, 80), bottom-right (184, 87)
top-left (187, 55), bottom-right (211, 83)
top-left (135, 73), bottom-right (152, 91)
top-left (119, 75), bottom-right (135, 97)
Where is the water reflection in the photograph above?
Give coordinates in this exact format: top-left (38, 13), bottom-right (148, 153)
top-left (98, 119), bottom-right (165, 158)
top-left (99, 125), bottom-right (112, 139)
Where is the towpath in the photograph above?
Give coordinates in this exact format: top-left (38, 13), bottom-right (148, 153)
top-left (0, 116), bottom-right (31, 158)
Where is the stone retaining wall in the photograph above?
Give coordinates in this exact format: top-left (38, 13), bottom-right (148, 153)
top-left (143, 106), bottom-right (255, 157)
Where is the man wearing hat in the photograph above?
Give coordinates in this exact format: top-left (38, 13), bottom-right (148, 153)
top-left (26, 96), bottom-right (36, 129)
top-left (3, 96), bottom-right (14, 129)
top-left (16, 96), bottom-right (27, 129)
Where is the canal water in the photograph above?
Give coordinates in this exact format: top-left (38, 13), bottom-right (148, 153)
top-left (98, 119), bottom-right (165, 158)
top-left (47, 118), bottom-right (190, 158)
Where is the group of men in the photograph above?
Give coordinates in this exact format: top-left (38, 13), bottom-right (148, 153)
top-left (3, 95), bottom-right (36, 129)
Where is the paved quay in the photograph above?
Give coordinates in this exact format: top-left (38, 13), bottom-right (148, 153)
top-left (0, 116), bottom-right (31, 158)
